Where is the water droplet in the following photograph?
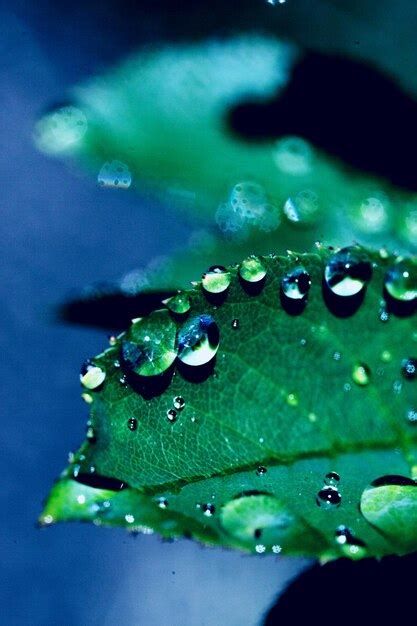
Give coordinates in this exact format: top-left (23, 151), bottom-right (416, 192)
top-left (108, 335), bottom-right (117, 346)
top-left (281, 266), bottom-right (311, 300)
top-left (255, 544), bottom-right (266, 553)
top-left (239, 256), bottom-right (267, 284)
top-left (393, 379), bottom-right (403, 394)
top-left (353, 194), bottom-right (390, 234)
top-left (80, 360), bottom-right (106, 390)
top-left (127, 417), bottom-right (138, 431)
top-left (380, 350), bottom-right (392, 363)
top-left (273, 136), bottom-right (312, 175)
top-left (360, 476), bottom-right (417, 549)
top-left (125, 514), bottom-right (135, 524)
top-left (283, 190), bottom-right (320, 226)
top-left (231, 318), bottom-right (239, 329)
top-left (201, 266), bottom-right (231, 294)
top-left (352, 362), bottom-right (371, 386)
top-left (165, 293), bottom-right (191, 315)
top-left (121, 310), bottom-right (177, 377)
top-left (173, 396), bottom-right (185, 410)
top-left (98, 160), bottom-right (132, 189)
top-left (167, 409), bottom-right (177, 423)
top-left (177, 315), bottom-right (220, 366)
top-left (35, 105), bottom-right (87, 154)
top-left (286, 393), bottom-right (299, 407)
top-left (333, 351), bottom-right (341, 361)
top-left (81, 392), bottom-right (93, 404)
top-left (257, 466), bottom-right (267, 476)
top-left (316, 486), bottom-right (342, 509)
top-left (324, 247), bottom-right (372, 297)
top-left (324, 472), bottom-right (340, 486)
top-left (86, 424), bottom-right (96, 442)
top-left (202, 503), bottom-right (216, 517)
top-left (384, 258), bottom-right (417, 302)
top-left (407, 408), bottom-right (417, 423)
top-left (401, 357), bottom-right (417, 380)
top-left (335, 525), bottom-right (367, 559)
top-left (157, 497), bottom-right (168, 509)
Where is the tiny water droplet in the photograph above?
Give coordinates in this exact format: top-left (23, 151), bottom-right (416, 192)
top-left (167, 409), bottom-right (177, 423)
top-left (352, 362), bottom-right (371, 386)
top-left (324, 247), bottom-right (372, 297)
top-left (108, 335), bottom-right (117, 346)
top-left (384, 258), bottom-right (417, 301)
top-left (173, 396), bottom-right (185, 410)
top-left (281, 266), bottom-right (311, 300)
top-left (316, 486), bottom-right (342, 509)
top-left (202, 266), bottom-right (231, 294)
top-left (255, 544), bottom-right (266, 553)
top-left (324, 472), bottom-right (340, 486)
top-left (407, 408), bottom-right (417, 423)
top-left (125, 514), bottom-right (135, 524)
top-left (283, 190), bottom-right (319, 225)
top-left (81, 392), bottom-right (93, 404)
top-left (393, 379), bottom-right (403, 394)
top-left (257, 466), bottom-right (267, 476)
top-left (272, 544), bottom-right (282, 554)
top-left (239, 255), bottom-right (267, 284)
top-left (335, 525), bottom-right (366, 559)
top-left (380, 350), bottom-right (392, 363)
top-left (401, 357), bottom-right (417, 380)
top-left (333, 351), bottom-right (341, 361)
top-left (157, 497), bottom-right (168, 509)
top-left (80, 360), bottom-right (106, 390)
top-left (231, 318), bottom-right (239, 329)
top-left (127, 417), bottom-right (137, 431)
top-left (202, 503), bottom-right (216, 517)
top-left (98, 160), bottom-right (132, 189)
top-left (286, 393), bottom-right (299, 407)
top-left (177, 315), bottom-right (220, 366)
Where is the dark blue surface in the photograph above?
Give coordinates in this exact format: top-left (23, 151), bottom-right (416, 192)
top-left (0, 5), bottom-right (309, 625)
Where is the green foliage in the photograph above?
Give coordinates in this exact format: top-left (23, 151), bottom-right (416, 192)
top-left (42, 246), bottom-right (417, 560)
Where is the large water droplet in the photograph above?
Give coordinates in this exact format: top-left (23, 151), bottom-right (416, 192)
top-left (239, 256), bottom-right (267, 284)
top-left (316, 486), bottom-right (342, 509)
top-left (384, 259), bottom-right (417, 302)
top-left (165, 293), bottom-right (191, 315)
top-left (352, 362), bottom-right (371, 386)
top-left (281, 266), bottom-right (311, 300)
top-left (360, 476), bottom-right (417, 550)
top-left (121, 310), bottom-right (177, 377)
top-left (80, 360), bottom-right (106, 390)
top-left (177, 315), bottom-right (220, 366)
top-left (324, 247), bottom-right (372, 297)
top-left (98, 160), bottom-right (132, 189)
top-left (202, 266), bottom-right (231, 294)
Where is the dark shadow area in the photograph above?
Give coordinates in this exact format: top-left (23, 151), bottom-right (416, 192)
top-left (322, 280), bottom-right (366, 317)
top-left (238, 276), bottom-right (267, 296)
top-left (60, 288), bottom-right (176, 331)
top-left (279, 289), bottom-right (308, 316)
top-left (73, 473), bottom-right (128, 490)
top-left (264, 553), bottom-right (417, 624)
top-left (384, 288), bottom-right (417, 317)
top-left (230, 51), bottom-right (417, 191)
top-left (123, 366), bottom-right (175, 400)
top-left (177, 356), bottom-right (217, 383)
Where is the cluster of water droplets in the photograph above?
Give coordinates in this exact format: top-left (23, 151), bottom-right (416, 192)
top-left (316, 472), bottom-right (342, 509)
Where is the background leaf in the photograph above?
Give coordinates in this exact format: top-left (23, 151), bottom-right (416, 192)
top-left (42, 246), bottom-right (417, 560)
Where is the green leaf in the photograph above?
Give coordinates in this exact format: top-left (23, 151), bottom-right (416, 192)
top-left (35, 35), bottom-right (417, 254)
top-left (42, 246), bottom-right (417, 560)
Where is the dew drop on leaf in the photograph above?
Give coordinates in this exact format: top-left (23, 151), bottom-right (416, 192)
top-left (324, 246), bottom-right (372, 297)
top-left (283, 190), bottom-right (320, 226)
top-left (401, 357), bottom-right (417, 380)
top-left (239, 255), bottom-right (267, 284)
top-left (177, 315), bottom-right (220, 366)
top-left (121, 310), bottom-right (177, 377)
top-left (384, 259), bottom-right (417, 302)
top-left (335, 525), bottom-right (367, 559)
top-left (316, 486), bottom-right (342, 509)
top-left (80, 360), bottom-right (106, 390)
top-left (201, 266), bottom-right (231, 294)
top-left (127, 417), bottom-right (138, 431)
top-left (165, 293), bottom-right (191, 315)
top-left (281, 266), bottom-right (311, 300)
top-left (352, 362), bottom-right (371, 386)
top-left (173, 396), bottom-right (185, 410)
top-left (202, 503), bottom-right (216, 517)
top-left (324, 472), bottom-right (340, 486)
top-left (231, 318), bottom-right (239, 329)
top-left (166, 409), bottom-right (177, 423)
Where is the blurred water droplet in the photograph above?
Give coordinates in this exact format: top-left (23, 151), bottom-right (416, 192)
top-left (352, 362), bottom-right (371, 386)
top-left (286, 393), bottom-right (299, 407)
top-left (401, 357), bottom-right (417, 380)
top-left (35, 105), bottom-right (87, 154)
top-left (157, 497), bottom-right (168, 509)
top-left (273, 136), bottom-right (312, 174)
top-left (98, 160), bottom-right (132, 189)
top-left (325, 247), bottom-right (372, 297)
top-left (283, 190), bottom-right (320, 226)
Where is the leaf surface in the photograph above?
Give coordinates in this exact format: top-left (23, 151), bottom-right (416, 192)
top-left (43, 246), bottom-right (417, 559)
